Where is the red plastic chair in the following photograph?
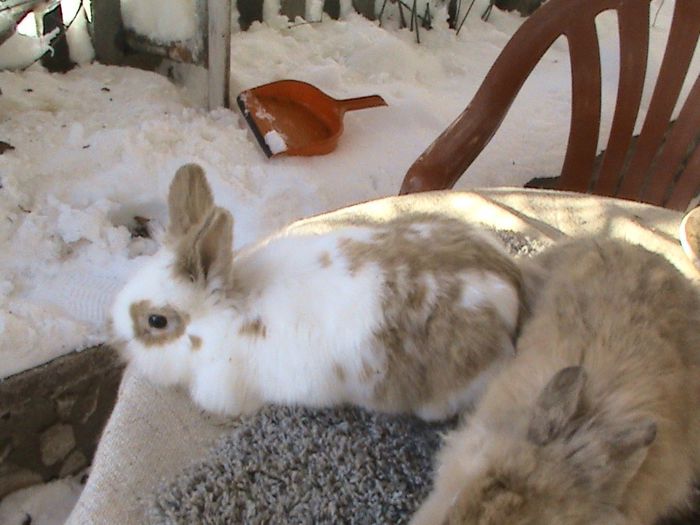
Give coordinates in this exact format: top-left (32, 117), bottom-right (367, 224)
top-left (399, 0), bottom-right (700, 211)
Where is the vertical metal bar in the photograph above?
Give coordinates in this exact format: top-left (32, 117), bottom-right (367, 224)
top-left (207, 0), bottom-right (231, 110)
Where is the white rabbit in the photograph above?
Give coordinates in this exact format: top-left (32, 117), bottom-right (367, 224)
top-left (111, 164), bottom-right (525, 420)
top-left (411, 238), bottom-right (700, 524)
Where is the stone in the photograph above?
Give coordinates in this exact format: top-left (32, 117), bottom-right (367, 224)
top-left (55, 394), bottom-right (78, 420)
top-left (0, 440), bottom-right (12, 463)
top-left (39, 424), bottom-right (75, 466)
top-left (59, 450), bottom-right (87, 477)
top-left (76, 385), bottom-right (100, 424)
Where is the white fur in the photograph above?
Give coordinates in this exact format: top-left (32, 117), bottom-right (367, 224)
top-left (458, 270), bottom-right (519, 332)
top-left (233, 229), bottom-right (385, 406)
top-left (112, 227), bottom-right (388, 414)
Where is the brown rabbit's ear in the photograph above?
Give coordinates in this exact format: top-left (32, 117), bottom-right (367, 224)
top-left (168, 164), bottom-right (215, 237)
top-left (176, 207), bottom-right (233, 286)
top-left (528, 366), bottom-right (587, 446)
top-left (602, 419), bottom-right (657, 499)
top-left (605, 419), bottom-right (657, 460)
top-left (565, 418), bottom-right (656, 501)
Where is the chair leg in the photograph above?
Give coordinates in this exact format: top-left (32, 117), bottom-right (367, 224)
top-left (207, 0), bottom-right (231, 110)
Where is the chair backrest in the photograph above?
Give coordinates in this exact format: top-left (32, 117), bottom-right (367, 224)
top-left (399, 0), bottom-right (700, 211)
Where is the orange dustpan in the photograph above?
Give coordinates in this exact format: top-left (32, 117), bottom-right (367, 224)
top-left (236, 80), bottom-right (387, 158)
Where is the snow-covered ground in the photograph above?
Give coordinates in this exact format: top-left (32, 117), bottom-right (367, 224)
top-left (1, 0), bottom-right (694, 380)
top-left (0, 0), bottom-right (691, 380)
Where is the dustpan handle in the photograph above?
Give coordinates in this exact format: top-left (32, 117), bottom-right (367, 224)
top-left (338, 95), bottom-right (387, 113)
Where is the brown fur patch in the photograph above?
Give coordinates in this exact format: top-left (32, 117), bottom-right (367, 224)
top-left (189, 334), bottom-right (203, 351)
top-left (338, 216), bottom-right (522, 288)
top-left (332, 363), bottom-right (346, 382)
top-left (359, 360), bottom-right (376, 383)
top-left (167, 164), bottom-right (214, 238)
top-left (238, 318), bottom-right (267, 339)
top-left (318, 251), bottom-right (333, 268)
top-left (373, 303), bottom-right (510, 412)
top-left (337, 216), bottom-right (523, 413)
top-left (130, 300), bottom-right (188, 346)
top-left (174, 207), bottom-right (233, 284)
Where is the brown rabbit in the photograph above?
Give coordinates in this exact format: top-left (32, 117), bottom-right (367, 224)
top-left (411, 238), bottom-right (700, 525)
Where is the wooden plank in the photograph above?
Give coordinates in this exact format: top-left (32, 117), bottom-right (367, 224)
top-left (88, 0), bottom-right (126, 65)
top-left (40, 3), bottom-right (75, 72)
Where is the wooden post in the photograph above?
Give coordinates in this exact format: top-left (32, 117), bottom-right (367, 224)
top-left (236, 0), bottom-right (264, 31)
top-left (88, 0), bottom-right (126, 65)
top-left (40, 3), bottom-right (75, 72)
top-left (281, 0), bottom-right (305, 20)
top-left (324, 0), bottom-right (341, 19)
top-left (207, 0), bottom-right (231, 110)
top-left (353, 0), bottom-right (376, 20)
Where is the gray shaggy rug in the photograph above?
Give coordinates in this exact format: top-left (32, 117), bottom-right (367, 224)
top-left (148, 406), bottom-right (455, 525)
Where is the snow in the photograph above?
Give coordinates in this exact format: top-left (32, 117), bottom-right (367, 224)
top-left (61, 0), bottom-right (95, 65)
top-left (0, 471), bottom-right (86, 525)
top-left (265, 130), bottom-right (288, 154)
top-left (0, 30), bottom-right (57, 71)
top-left (0, 2), bottom-right (94, 70)
top-left (0, 0), bottom-right (691, 380)
top-left (121, 0), bottom-right (198, 43)
top-left (306, 0), bottom-right (325, 22)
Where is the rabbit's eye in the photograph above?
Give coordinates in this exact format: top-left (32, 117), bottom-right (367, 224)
top-left (148, 314), bottom-right (168, 329)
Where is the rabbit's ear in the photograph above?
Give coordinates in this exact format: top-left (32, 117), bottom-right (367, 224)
top-left (168, 164), bottom-right (215, 237)
top-left (528, 366), bottom-right (586, 446)
top-left (176, 207), bottom-right (233, 286)
top-left (565, 418), bottom-right (656, 501)
top-left (602, 419), bottom-right (657, 499)
top-left (605, 419), bottom-right (657, 461)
